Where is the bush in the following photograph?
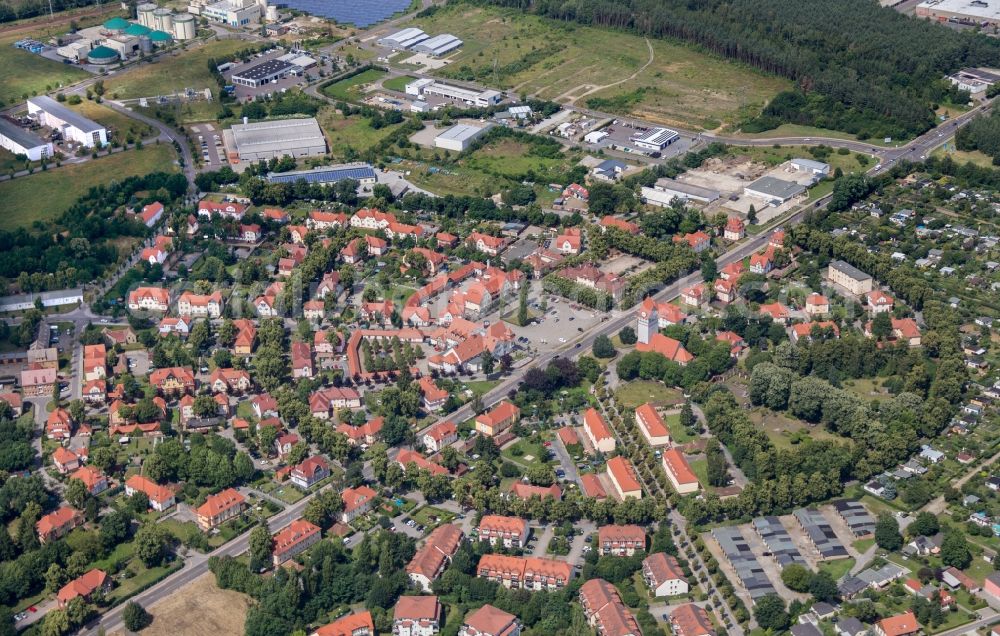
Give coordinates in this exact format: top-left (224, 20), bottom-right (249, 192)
top-left (122, 601), bottom-right (152, 631)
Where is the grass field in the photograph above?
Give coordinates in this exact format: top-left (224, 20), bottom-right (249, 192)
top-left (818, 557), bottom-right (855, 581)
top-left (614, 380), bottom-right (682, 410)
top-left (115, 572), bottom-right (250, 636)
top-left (747, 409), bottom-right (843, 450)
top-left (321, 68), bottom-right (387, 101)
top-left (69, 99), bottom-right (155, 142)
top-left (841, 378), bottom-right (895, 404)
top-left (932, 145), bottom-right (995, 168)
top-left (733, 145), bottom-right (874, 173)
top-left (0, 143), bottom-right (177, 230)
top-left (731, 123), bottom-right (904, 145)
top-left (383, 75), bottom-right (416, 92)
top-left (316, 107), bottom-right (402, 156)
top-left (105, 39), bottom-right (249, 99)
top-left (465, 138), bottom-right (580, 178)
top-left (411, 5), bottom-right (789, 130)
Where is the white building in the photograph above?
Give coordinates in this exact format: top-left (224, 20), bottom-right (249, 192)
top-left (406, 79), bottom-right (502, 107)
top-left (435, 123), bottom-right (489, 152)
top-left (631, 127), bottom-right (679, 152)
top-left (0, 118), bottom-right (53, 161)
top-left (226, 117), bottom-right (327, 161)
top-left (790, 158), bottom-right (831, 176)
top-left (641, 178), bottom-right (719, 206)
top-left (27, 96), bottom-right (107, 148)
top-left (378, 27), bottom-right (429, 50)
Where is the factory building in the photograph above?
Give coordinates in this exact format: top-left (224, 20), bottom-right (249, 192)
top-left (26, 96), bottom-right (107, 148)
top-left (917, 0), bottom-right (1000, 26)
top-left (631, 127), bottom-right (679, 152)
top-left (189, 0), bottom-right (263, 27)
top-left (377, 27), bottom-right (429, 50)
top-left (405, 79), bottom-right (502, 107)
top-left (743, 176), bottom-right (805, 204)
top-left (267, 163), bottom-right (377, 185)
top-left (412, 33), bottom-right (463, 56)
top-left (434, 123), bottom-right (489, 151)
top-left (0, 118), bottom-right (53, 161)
top-left (230, 59), bottom-right (295, 87)
top-left (641, 178), bottom-right (720, 206)
top-left (225, 117), bottom-right (326, 162)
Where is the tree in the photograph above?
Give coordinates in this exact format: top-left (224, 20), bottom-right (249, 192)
top-left (481, 350), bottom-right (495, 376)
top-left (679, 401), bottom-right (696, 431)
top-left (747, 204), bottom-right (757, 224)
top-left (593, 334), bottom-right (616, 359)
top-left (874, 513), bottom-right (902, 551)
top-left (65, 478), bottom-right (88, 509)
top-left (134, 524), bottom-right (171, 568)
top-left (619, 326), bottom-right (637, 345)
top-left (753, 593), bottom-right (789, 631)
top-left (871, 310), bottom-right (892, 340)
top-left (809, 570), bottom-right (840, 602)
top-left (40, 610), bottom-right (70, 636)
top-left (940, 531), bottom-right (972, 569)
top-left (780, 564), bottom-right (811, 592)
top-left (909, 512), bottom-right (940, 538)
top-left (700, 252), bottom-right (718, 282)
top-left (122, 602), bottom-right (152, 632)
top-left (248, 524), bottom-right (273, 572)
top-left (517, 283), bottom-right (529, 326)
top-left (45, 563), bottom-right (67, 592)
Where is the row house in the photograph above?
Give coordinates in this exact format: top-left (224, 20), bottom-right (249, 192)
top-left (350, 208), bottom-right (397, 230)
top-left (597, 524), bottom-right (646, 556)
top-left (407, 524), bottom-right (464, 592)
top-left (670, 604), bottom-right (715, 636)
top-left (579, 578), bottom-right (642, 636)
top-left (607, 456), bottom-right (642, 500)
top-left (335, 417), bottom-right (383, 447)
top-left (307, 210), bottom-right (348, 230)
top-left (386, 221), bottom-right (426, 241)
top-left (309, 386), bottom-right (362, 419)
top-left (476, 555), bottom-right (572, 591)
top-left (177, 291), bottom-right (224, 318)
top-left (477, 515), bottom-right (529, 548)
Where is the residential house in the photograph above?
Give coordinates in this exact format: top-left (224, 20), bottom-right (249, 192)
top-left (724, 217), bottom-right (745, 241)
top-left (128, 286), bottom-right (170, 312)
top-left (124, 475), bottom-right (175, 511)
top-left (70, 466), bottom-right (108, 495)
top-left (195, 488), bottom-right (246, 531)
top-left (635, 403), bottom-right (670, 447)
top-left (57, 569), bottom-right (109, 608)
top-left (597, 524), bottom-right (646, 556)
top-left (579, 578), bottom-right (642, 636)
top-left (475, 401), bottom-right (520, 437)
top-left (37, 506), bottom-right (83, 543)
top-left (290, 456), bottom-right (330, 490)
top-left (583, 407), bottom-right (615, 453)
top-left (407, 524), bottom-right (464, 592)
top-left (662, 448), bottom-right (700, 494)
top-left (177, 291), bottom-right (224, 318)
top-left (459, 605), bottom-right (520, 636)
top-left (607, 456), bottom-right (642, 500)
top-left (312, 612), bottom-right (374, 636)
top-left (477, 555), bottom-right (572, 591)
top-left (272, 519), bottom-right (321, 565)
top-left (670, 603), bottom-right (715, 636)
top-left (477, 515), bottom-right (529, 548)
top-left (340, 485), bottom-right (377, 523)
top-left (393, 596), bottom-right (443, 636)
top-left (643, 552), bottom-right (688, 597)
top-left (423, 420), bottom-right (458, 453)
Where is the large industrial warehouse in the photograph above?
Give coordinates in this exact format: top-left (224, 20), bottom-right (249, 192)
top-left (224, 117), bottom-right (327, 162)
top-left (412, 33), bottom-right (463, 56)
top-left (377, 27), bottom-right (429, 50)
top-left (0, 118), bottom-right (53, 161)
top-left (230, 59), bottom-right (296, 88)
top-left (434, 123), bottom-right (488, 151)
top-left (26, 96), bottom-right (107, 148)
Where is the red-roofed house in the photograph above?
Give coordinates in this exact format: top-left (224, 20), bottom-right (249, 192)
top-left (583, 407), bottom-right (615, 453)
top-left (407, 524), bottom-right (464, 592)
top-left (509, 482), bottom-right (561, 500)
top-left (340, 485), bottom-right (377, 523)
top-left (477, 515), bottom-right (529, 548)
top-left (140, 202), bottom-right (164, 227)
top-left (607, 456), bottom-right (642, 500)
top-left (600, 215), bottom-right (640, 234)
top-left (195, 488), bottom-right (246, 531)
top-left (670, 603), bottom-right (715, 636)
top-left (70, 466), bottom-right (108, 495)
top-left (680, 284), bottom-right (707, 308)
top-left (790, 320), bottom-right (840, 343)
top-left (57, 569), bottom-right (109, 608)
top-left (581, 474), bottom-right (607, 500)
top-left (125, 475), bottom-right (175, 511)
top-left (418, 376), bottom-right (449, 412)
top-left (598, 524), bottom-right (646, 556)
top-left (749, 250), bottom-right (773, 275)
top-left (724, 217), bottom-right (745, 241)
top-left (662, 448), bottom-right (699, 494)
top-left (553, 228), bottom-right (582, 255)
top-left (290, 456), bottom-right (330, 489)
top-left (128, 286), bottom-right (170, 312)
top-left (643, 552), bottom-right (688, 596)
top-left (37, 506), bottom-right (82, 543)
top-left (867, 290), bottom-right (895, 315)
top-left (198, 199), bottom-right (246, 219)
top-left (636, 333), bottom-right (694, 366)
top-left (52, 447), bottom-right (81, 474)
top-left (394, 596), bottom-right (442, 636)
top-left (673, 230), bottom-right (711, 253)
top-left (423, 420), bottom-right (458, 453)
top-left (635, 403), bottom-right (671, 447)
top-left (460, 604), bottom-right (521, 636)
top-left (272, 519), bottom-right (321, 565)
top-left (579, 578), bottom-right (641, 636)
top-left (475, 401), bottom-right (520, 437)
top-left (875, 611), bottom-right (919, 636)
top-left (804, 293), bottom-right (829, 316)
top-left (312, 611), bottom-right (374, 636)
top-left (467, 232), bottom-right (510, 257)
top-left (758, 302), bottom-right (790, 325)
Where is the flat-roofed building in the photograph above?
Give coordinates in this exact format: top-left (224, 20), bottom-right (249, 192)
top-left (407, 79), bottom-right (502, 107)
top-left (435, 123), bottom-right (489, 152)
top-left (744, 176), bottom-right (805, 204)
top-left (0, 118), bottom-right (53, 161)
top-left (642, 178), bottom-right (720, 206)
top-left (631, 126), bottom-right (679, 151)
top-left (226, 117), bottom-right (327, 162)
top-left (27, 95), bottom-right (107, 147)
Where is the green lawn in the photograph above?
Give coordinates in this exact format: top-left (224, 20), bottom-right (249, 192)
top-left (383, 75), bottom-right (416, 92)
top-left (932, 145), bottom-right (995, 169)
top-left (841, 378), bottom-right (895, 403)
top-left (321, 68), bottom-right (387, 101)
top-left (409, 505), bottom-right (456, 528)
top-left (502, 438), bottom-right (548, 466)
top-left (0, 143), bottom-right (177, 230)
top-left (316, 107), bottom-right (403, 157)
top-left (0, 42), bottom-right (89, 105)
top-left (688, 458), bottom-right (708, 489)
top-left (69, 99), bottom-right (155, 142)
top-left (852, 537), bottom-right (876, 553)
top-left (105, 39), bottom-right (250, 99)
top-left (818, 557), bottom-right (854, 581)
top-left (107, 560), bottom-right (182, 603)
top-left (747, 409), bottom-right (845, 450)
top-left (463, 380), bottom-right (502, 395)
top-left (664, 411), bottom-right (695, 444)
top-left (732, 123), bottom-right (905, 145)
top-left (614, 380), bottom-right (682, 410)
top-left (410, 4), bottom-right (789, 130)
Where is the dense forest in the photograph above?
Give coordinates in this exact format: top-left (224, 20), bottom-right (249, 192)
top-left (955, 107), bottom-right (1000, 164)
top-left (476, 0), bottom-right (998, 138)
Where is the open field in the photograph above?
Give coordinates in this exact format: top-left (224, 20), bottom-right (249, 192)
top-left (932, 145), bottom-right (995, 169)
top-left (69, 99), bottom-right (156, 142)
top-left (747, 409), bottom-right (844, 450)
top-left (321, 68), bottom-right (387, 101)
top-left (615, 381), bottom-right (682, 410)
top-left (465, 138), bottom-right (580, 178)
top-left (0, 143), bottom-right (178, 230)
top-left (731, 145), bottom-right (873, 174)
top-left (729, 123), bottom-right (902, 146)
top-left (105, 39), bottom-right (249, 99)
top-left (411, 5), bottom-right (789, 130)
top-left (0, 34), bottom-right (90, 106)
top-left (383, 74), bottom-right (415, 92)
top-left (316, 108), bottom-right (403, 156)
top-left (112, 572), bottom-right (251, 636)
top-left (841, 377), bottom-right (895, 404)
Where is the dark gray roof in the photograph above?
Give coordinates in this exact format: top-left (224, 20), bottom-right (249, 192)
top-left (0, 118), bottom-right (48, 150)
top-left (267, 163), bottom-right (375, 184)
top-left (27, 95), bottom-right (103, 133)
top-left (829, 260), bottom-right (872, 282)
top-left (746, 175), bottom-right (806, 200)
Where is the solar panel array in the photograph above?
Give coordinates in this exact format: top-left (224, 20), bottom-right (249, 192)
top-left (752, 516), bottom-right (807, 569)
top-left (267, 165), bottom-right (376, 184)
top-left (712, 526), bottom-right (776, 599)
top-left (794, 509), bottom-right (849, 560)
top-left (832, 500), bottom-right (876, 537)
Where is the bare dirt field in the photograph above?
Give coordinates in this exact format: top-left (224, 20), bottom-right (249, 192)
top-left (111, 573), bottom-right (251, 636)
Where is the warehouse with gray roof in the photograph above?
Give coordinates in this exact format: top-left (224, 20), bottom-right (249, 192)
top-left (224, 117), bottom-right (327, 162)
top-left (434, 123), bottom-right (489, 151)
top-left (377, 27), bottom-right (429, 49)
top-left (0, 118), bottom-right (53, 161)
top-left (26, 95), bottom-right (107, 148)
top-left (412, 33), bottom-right (463, 56)
top-left (743, 175), bottom-right (806, 203)
top-left (642, 178), bottom-right (720, 206)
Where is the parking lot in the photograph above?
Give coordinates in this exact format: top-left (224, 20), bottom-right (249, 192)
top-left (511, 290), bottom-right (606, 352)
top-left (190, 123), bottom-right (225, 169)
top-left (579, 116), bottom-right (697, 161)
top-left (224, 50), bottom-right (308, 103)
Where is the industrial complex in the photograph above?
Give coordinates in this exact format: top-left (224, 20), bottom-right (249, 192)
top-left (223, 117), bottom-right (327, 162)
top-left (26, 96), bottom-right (107, 148)
top-left (0, 118), bottom-right (53, 161)
top-left (377, 28), bottom-right (463, 56)
top-left (405, 78), bottom-right (502, 108)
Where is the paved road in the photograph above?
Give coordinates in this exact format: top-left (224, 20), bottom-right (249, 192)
top-left (923, 447), bottom-right (1000, 514)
